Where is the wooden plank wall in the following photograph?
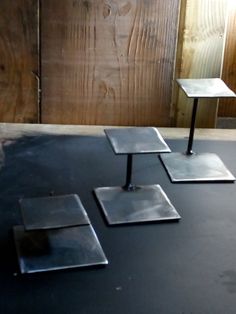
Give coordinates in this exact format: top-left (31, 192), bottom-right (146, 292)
top-left (174, 0), bottom-right (228, 128)
top-left (41, 0), bottom-right (180, 126)
top-left (0, 0), bottom-right (39, 123)
top-left (218, 1), bottom-right (236, 118)
top-left (1, 0), bottom-right (234, 126)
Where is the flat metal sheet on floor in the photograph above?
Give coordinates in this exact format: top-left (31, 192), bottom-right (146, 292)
top-left (94, 184), bottom-right (180, 225)
top-left (13, 224), bottom-right (108, 274)
top-left (160, 152), bottom-right (235, 182)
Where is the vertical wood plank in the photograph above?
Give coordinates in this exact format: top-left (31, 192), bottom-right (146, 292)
top-left (218, 1), bottom-right (236, 117)
top-left (0, 0), bottom-right (39, 123)
top-left (174, 0), bottom-right (228, 128)
top-left (41, 0), bottom-right (180, 126)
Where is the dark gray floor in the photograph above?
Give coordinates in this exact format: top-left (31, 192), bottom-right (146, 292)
top-left (0, 134), bottom-right (236, 313)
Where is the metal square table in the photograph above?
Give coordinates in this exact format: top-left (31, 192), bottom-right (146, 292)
top-left (13, 194), bottom-right (108, 274)
top-left (94, 127), bottom-right (181, 225)
top-left (160, 78), bottom-right (236, 182)
top-left (20, 194), bottom-right (90, 230)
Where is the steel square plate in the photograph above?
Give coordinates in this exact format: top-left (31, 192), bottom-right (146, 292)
top-left (160, 152), bottom-right (235, 182)
top-left (20, 194), bottom-right (90, 231)
top-left (104, 127), bottom-right (171, 155)
top-left (94, 185), bottom-right (180, 225)
top-left (13, 224), bottom-right (108, 274)
top-left (177, 78), bottom-right (236, 98)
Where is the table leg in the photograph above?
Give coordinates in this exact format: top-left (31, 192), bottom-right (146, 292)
top-left (123, 154), bottom-right (136, 191)
top-left (186, 97), bottom-right (198, 155)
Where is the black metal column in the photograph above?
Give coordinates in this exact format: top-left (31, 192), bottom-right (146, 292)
top-left (186, 98), bottom-right (198, 155)
top-left (123, 154), bottom-right (135, 191)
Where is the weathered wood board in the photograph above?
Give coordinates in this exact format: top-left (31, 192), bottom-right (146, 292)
top-left (41, 0), bottom-right (180, 126)
top-left (174, 0), bottom-right (228, 128)
top-left (0, 0), bottom-right (38, 123)
top-left (218, 1), bottom-right (236, 118)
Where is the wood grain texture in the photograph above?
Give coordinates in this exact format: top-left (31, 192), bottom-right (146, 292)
top-left (41, 0), bottom-right (180, 126)
top-left (0, 0), bottom-right (39, 123)
top-left (1, 123), bottom-right (236, 141)
top-left (219, 1), bottom-right (236, 117)
top-left (174, 0), bottom-right (228, 128)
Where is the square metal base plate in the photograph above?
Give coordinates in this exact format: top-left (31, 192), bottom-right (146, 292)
top-left (20, 194), bottom-right (90, 231)
top-left (13, 224), bottom-right (108, 274)
top-left (160, 152), bottom-right (235, 182)
top-left (94, 185), bottom-right (180, 225)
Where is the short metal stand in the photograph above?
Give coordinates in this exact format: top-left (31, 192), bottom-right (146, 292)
top-left (13, 194), bottom-right (108, 274)
top-left (161, 78), bottom-right (236, 182)
top-left (94, 127), bottom-right (180, 225)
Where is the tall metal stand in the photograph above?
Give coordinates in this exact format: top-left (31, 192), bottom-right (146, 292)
top-left (94, 127), bottom-right (181, 225)
top-left (160, 78), bottom-right (236, 182)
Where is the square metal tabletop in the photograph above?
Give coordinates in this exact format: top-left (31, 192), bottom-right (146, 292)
top-left (20, 194), bottom-right (90, 231)
top-left (104, 127), bottom-right (171, 155)
top-left (177, 78), bottom-right (236, 98)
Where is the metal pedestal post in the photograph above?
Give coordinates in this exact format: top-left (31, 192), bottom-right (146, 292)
top-left (186, 98), bottom-right (198, 155)
top-left (160, 78), bottom-right (236, 183)
top-left (94, 127), bottom-right (181, 225)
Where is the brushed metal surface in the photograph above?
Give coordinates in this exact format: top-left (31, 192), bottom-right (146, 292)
top-left (13, 224), bottom-right (108, 274)
top-left (104, 127), bottom-right (171, 155)
top-left (160, 152), bottom-right (235, 182)
top-left (177, 78), bottom-right (236, 98)
top-left (20, 194), bottom-right (90, 231)
top-left (94, 185), bottom-right (180, 225)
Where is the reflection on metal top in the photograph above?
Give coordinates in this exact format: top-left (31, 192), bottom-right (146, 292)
top-left (14, 224), bottom-right (108, 273)
top-left (104, 127), bottom-right (171, 155)
top-left (20, 194), bottom-right (90, 231)
top-left (177, 78), bottom-right (236, 98)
